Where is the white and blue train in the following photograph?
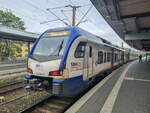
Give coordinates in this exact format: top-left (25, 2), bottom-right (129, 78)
top-left (26, 27), bottom-right (137, 97)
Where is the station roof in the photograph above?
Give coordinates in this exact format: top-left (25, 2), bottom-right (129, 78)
top-left (91, 0), bottom-right (150, 51)
top-left (0, 25), bottom-right (40, 42)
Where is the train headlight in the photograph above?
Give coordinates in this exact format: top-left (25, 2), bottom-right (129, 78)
top-left (49, 70), bottom-right (62, 76)
top-left (28, 68), bottom-right (33, 74)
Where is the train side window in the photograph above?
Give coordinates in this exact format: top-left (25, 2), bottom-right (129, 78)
top-left (89, 46), bottom-right (92, 57)
top-left (107, 52), bottom-right (110, 62)
top-left (114, 53), bottom-right (118, 62)
top-left (118, 53), bottom-right (120, 61)
top-left (74, 42), bottom-right (86, 58)
top-left (104, 52), bottom-right (106, 63)
top-left (116, 53), bottom-right (118, 62)
top-left (116, 54), bottom-right (118, 61)
top-left (98, 51), bottom-right (103, 64)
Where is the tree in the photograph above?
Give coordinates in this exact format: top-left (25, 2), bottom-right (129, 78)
top-left (0, 10), bottom-right (26, 59)
top-left (0, 10), bottom-right (25, 30)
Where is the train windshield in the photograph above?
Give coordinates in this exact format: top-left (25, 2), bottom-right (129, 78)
top-left (31, 31), bottom-right (70, 61)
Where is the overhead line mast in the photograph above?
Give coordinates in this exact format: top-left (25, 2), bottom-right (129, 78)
top-left (45, 4), bottom-right (92, 26)
top-left (65, 5), bottom-right (81, 26)
top-left (46, 5), bottom-right (80, 26)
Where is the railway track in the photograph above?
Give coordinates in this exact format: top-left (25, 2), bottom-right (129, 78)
top-left (0, 94), bottom-right (27, 106)
top-left (0, 81), bottom-right (24, 94)
top-left (20, 95), bottom-right (76, 113)
top-left (0, 68), bottom-right (26, 76)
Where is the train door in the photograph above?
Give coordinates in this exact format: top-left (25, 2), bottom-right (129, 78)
top-left (83, 43), bottom-right (88, 80)
top-left (119, 51), bottom-right (122, 64)
top-left (111, 48), bottom-right (114, 69)
top-left (121, 51), bottom-right (124, 63)
top-left (83, 42), bottom-right (93, 80)
top-left (87, 43), bottom-right (93, 77)
top-left (70, 40), bottom-right (87, 80)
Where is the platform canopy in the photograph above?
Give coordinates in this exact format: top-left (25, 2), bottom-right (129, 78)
top-left (91, 0), bottom-right (150, 51)
top-left (0, 25), bottom-right (40, 42)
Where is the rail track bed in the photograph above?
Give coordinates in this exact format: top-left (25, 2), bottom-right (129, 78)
top-left (19, 72), bottom-right (109, 113)
top-left (0, 81), bottom-right (23, 94)
top-left (0, 91), bottom-right (51, 113)
top-left (20, 96), bottom-right (76, 113)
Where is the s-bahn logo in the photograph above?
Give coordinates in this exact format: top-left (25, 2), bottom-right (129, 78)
top-left (36, 64), bottom-right (43, 71)
top-left (35, 64), bottom-right (44, 75)
top-left (71, 62), bottom-right (79, 66)
top-left (71, 62), bottom-right (82, 71)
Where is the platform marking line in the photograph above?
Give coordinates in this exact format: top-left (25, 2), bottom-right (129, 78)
top-left (65, 66), bottom-right (122, 113)
top-left (99, 61), bottom-right (135, 113)
top-left (124, 77), bottom-right (150, 82)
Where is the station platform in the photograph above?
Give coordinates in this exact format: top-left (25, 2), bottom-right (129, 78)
top-left (65, 60), bottom-right (150, 113)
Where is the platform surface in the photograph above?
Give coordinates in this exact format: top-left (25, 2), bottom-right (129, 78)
top-left (65, 60), bottom-right (150, 113)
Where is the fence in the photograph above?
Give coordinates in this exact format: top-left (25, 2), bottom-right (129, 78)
top-left (0, 56), bottom-right (27, 64)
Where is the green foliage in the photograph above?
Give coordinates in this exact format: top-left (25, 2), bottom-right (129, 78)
top-left (14, 41), bottom-right (22, 54)
top-left (23, 95), bottom-right (32, 100)
top-left (0, 81), bottom-right (7, 86)
top-left (0, 10), bottom-right (25, 30)
top-left (16, 46), bottom-right (22, 53)
top-left (0, 40), bottom-right (15, 58)
top-left (0, 10), bottom-right (26, 58)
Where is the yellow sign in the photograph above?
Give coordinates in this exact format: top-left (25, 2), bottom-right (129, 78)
top-left (49, 31), bottom-right (69, 37)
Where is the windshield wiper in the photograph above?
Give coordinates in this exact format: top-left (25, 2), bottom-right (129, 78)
top-left (50, 39), bottom-right (64, 56)
top-left (57, 39), bottom-right (64, 56)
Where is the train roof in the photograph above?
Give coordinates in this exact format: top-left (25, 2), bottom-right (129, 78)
top-left (45, 26), bottom-right (124, 51)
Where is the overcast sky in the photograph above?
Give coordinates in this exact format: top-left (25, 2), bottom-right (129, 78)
top-left (0, 0), bottom-right (131, 48)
